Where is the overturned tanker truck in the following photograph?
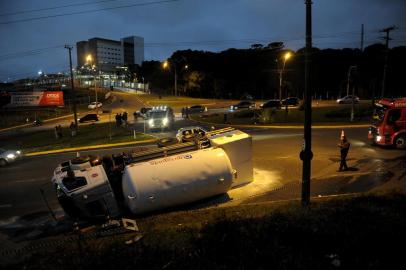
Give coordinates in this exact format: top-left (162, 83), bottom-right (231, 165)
top-left (51, 127), bottom-right (253, 219)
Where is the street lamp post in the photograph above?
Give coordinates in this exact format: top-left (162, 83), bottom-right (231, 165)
top-left (163, 60), bottom-right (188, 96)
top-left (86, 54), bottom-right (98, 104)
top-left (279, 52), bottom-right (292, 103)
top-left (346, 66), bottom-right (357, 122)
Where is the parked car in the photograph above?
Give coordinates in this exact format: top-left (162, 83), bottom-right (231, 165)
top-left (88, 102), bottom-right (103, 109)
top-left (282, 97), bottom-right (300, 106)
top-left (337, 95), bottom-right (359, 104)
top-left (186, 105), bottom-right (207, 114)
top-left (230, 100), bottom-right (255, 111)
top-left (0, 148), bottom-right (23, 166)
top-left (176, 126), bottom-right (208, 142)
top-left (79, 113), bottom-right (99, 123)
top-left (260, 100), bottom-right (282, 109)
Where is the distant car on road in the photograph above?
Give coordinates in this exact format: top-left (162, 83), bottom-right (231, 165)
top-left (79, 113), bottom-right (99, 123)
top-left (0, 148), bottom-right (23, 166)
top-left (186, 105), bottom-right (207, 114)
top-left (337, 95), bottom-right (359, 104)
top-left (260, 100), bottom-right (282, 109)
top-left (176, 126), bottom-right (208, 142)
top-left (282, 97), bottom-right (300, 106)
top-left (88, 102), bottom-right (102, 109)
top-left (230, 100), bottom-right (255, 111)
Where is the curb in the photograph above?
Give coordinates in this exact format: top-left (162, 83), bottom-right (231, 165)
top-left (189, 118), bottom-right (370, 129)
top-left (25, 139), bottom-right (157, 157)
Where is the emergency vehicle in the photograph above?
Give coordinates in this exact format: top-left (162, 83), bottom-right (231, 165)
top-left (146, 106), bottom-right (174, 130)
top-left (368, 98), bottom-right (406, 149)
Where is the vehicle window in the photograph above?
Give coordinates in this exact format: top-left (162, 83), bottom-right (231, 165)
top-left (62, 176), bottom-right (87, 191)
top-left (150, 112), bottom-right (167, 118)
top-left (387, 109), bottom-right (401, 124)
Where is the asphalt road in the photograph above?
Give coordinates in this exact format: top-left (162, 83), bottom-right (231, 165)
top-left (0, 119), bottom-right (405, 223)
top-left (0, 93), bottom-right (403, 224)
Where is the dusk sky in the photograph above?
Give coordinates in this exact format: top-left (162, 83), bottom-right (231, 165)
top-left (1, 0), bottom-right (405, 81)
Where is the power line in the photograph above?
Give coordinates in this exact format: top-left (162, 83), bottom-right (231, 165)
top-left (0, 0), bottom-right (120, 17)
top-left (0, 45), bottom-right (65, 61)
top-left (0, 0), bottom-right (180, 25)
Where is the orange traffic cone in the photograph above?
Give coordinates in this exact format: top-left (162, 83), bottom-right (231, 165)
top-left (340, 130), bottom-right (346, 140)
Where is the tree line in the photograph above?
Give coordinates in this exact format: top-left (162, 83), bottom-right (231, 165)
top-left (137, 43), bottom-right (406, 100)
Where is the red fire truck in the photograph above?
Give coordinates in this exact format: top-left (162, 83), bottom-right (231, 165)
top-left (368, 98), bottom-right (406, 149)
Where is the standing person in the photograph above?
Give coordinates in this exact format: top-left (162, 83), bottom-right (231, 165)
top-left (115, 113), bottom-right (120, 127)
top-left (70, 122), bottom-right (77, 137)
top-left (181, 107), bottom-right (185, 119)
top-left (185, 107), bottom-right (189, 119)
top-left (54, 125), bottom-right (59, 139)
top-left (122, 111), bottom-right (128, 126)
top-left (337, 130), bottom-right (350, 171)
top-left (57, 125), bottom-right (63, 138)
top-left (117, 113), bottom-right (122, 127)
top-left (133, 111), bottom-right (138, 123)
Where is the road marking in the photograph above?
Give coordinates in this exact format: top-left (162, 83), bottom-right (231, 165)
top-left (0, 204), bottom-right (12, 208)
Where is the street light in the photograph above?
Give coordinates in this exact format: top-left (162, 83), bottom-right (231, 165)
top-left (279, 52), bottom-right (292, 103)
top-left (162, 60), bottom-right (188, 96)
top-left (86, 54), bottom-right (98, 105)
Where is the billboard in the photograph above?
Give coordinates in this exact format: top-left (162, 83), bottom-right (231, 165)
top-left (8, 91), bottom-right (64, 107)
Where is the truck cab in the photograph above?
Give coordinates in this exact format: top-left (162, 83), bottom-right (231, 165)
top-left (146, 106), bottom-right (174, 130)
top-left (369, 98), bottom-right (406, 149)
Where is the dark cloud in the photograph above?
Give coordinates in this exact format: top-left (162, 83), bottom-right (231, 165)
top-left (0, 0), bottom-right (405, 80)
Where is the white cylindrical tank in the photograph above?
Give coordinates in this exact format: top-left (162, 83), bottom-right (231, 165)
top-left (122, 147), bottom-right (234, 214)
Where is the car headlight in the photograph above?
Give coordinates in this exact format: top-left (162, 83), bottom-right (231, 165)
top-left (148, 119), bottom-right (154, 126)
top-left (7, 153), bottom-right (15, 159)
top-left (16, 150), bottom-right (21, 155)
top-left (162, 117), bottom-right (168, 126)
top-left (376, 135), bottom-right (382, 142)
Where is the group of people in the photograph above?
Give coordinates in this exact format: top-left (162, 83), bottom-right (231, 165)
top-left (55, 122), bottom-right (78, 138)
top-left (115, 112), bottom-right (128, 127)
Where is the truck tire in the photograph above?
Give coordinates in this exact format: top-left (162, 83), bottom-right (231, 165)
top-left (394, 135), bottom-right (406, 149)
top-left (0, 159), bottom-right (7, 167)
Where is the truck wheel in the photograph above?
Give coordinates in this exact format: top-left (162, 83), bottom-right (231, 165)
top-left (395, 135), bottom-right (406, 149)
top-left (0, 159), bottom-right (7, 167)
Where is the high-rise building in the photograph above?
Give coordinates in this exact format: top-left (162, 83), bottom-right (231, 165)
top-left (121, 36), bottom-right (145, 66)
top-left (76, 36), bottom-right (144, 73)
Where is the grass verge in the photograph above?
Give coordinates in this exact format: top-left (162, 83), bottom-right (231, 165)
top-left (7, 191), bottom-right (406, 269)
top-left (136, 94), bottom-right (237, 110)
top-left (196, 103), bottom-right (373, 125)
top-left (0, 122), bottom-right (154, 153)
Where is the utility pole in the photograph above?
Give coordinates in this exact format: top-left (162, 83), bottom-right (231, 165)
top-left (65, 45), bottom-right (78, 132)
top-left (174, 65), bottom-right (178, 97)
top-left (360, 24), bottom-right (364, 52)
top-left (380, 25), bottom-right (397, 98)
top-left (301, 0), bottom-right (313, 206)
